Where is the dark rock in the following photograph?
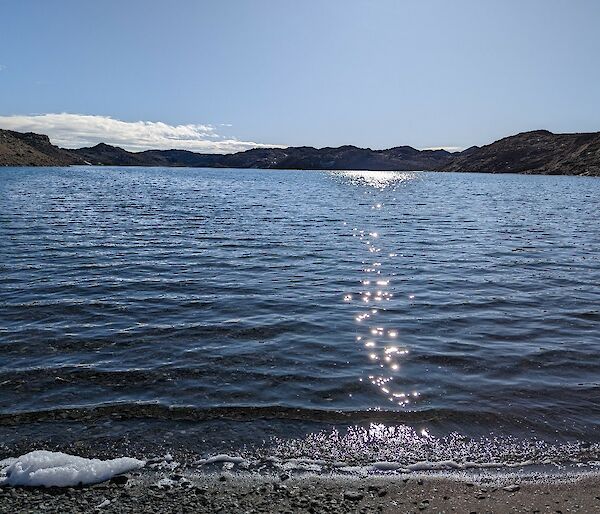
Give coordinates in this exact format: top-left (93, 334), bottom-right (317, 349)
top-left (110, 475), bottom-right (128, 486)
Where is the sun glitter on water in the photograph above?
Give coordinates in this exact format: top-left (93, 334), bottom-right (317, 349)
top-left (330, 170), bottom-right (418, 190)
top-left (338, 170), bottom-right (420, 408)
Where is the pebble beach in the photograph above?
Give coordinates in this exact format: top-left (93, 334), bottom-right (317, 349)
top-left (3, 471), bottom-right (600, 513)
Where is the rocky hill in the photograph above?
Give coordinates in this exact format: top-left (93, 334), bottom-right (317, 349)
top-left (0, 129), bottom-right (83, 166)
top-left (442, 130), bottom-right (600, 176)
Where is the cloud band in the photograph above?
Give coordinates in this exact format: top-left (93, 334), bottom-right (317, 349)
top-left (0, 113), bottom-right (282, 153)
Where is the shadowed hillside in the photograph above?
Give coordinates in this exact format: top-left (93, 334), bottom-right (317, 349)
top-left (73, 143), bottom-right (454, 171)
top-left (2, 128), bottom-right (600, 175)
top-left (441, 130), bottom-right (600, 176)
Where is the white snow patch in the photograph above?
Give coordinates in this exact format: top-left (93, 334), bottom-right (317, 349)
top-left (0, 450), bottom-right (145, 487)
top-left (371, 461), bottom-right (409, 472)
top-left (0, 457), bottom-right (17, 468)
top-left (196, 454), bottom-right (247, 466)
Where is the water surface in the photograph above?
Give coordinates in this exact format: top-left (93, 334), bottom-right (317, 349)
top-left (1, 167), bottom-right (600, 466)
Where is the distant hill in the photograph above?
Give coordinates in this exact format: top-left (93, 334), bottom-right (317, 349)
top-left (1, 128), bottom-right (600, 175)
top-left (0, 129), bottom-right (83, 166)
top-left (72, 143), bottom-right (454, 171)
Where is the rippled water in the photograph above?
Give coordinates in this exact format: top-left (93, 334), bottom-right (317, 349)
top-left (1, 167), bottom-right (600, 466)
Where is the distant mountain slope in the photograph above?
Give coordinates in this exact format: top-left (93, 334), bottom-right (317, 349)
top-left (440, 130), bottom-right (600, 176)
top-left (72, 144), bottom-right (454, 171)
top-left (0, 129), bottom-right (83, 166)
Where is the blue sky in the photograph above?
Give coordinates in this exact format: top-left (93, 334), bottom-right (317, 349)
top-left (1, 0), bottom-right (599, 152)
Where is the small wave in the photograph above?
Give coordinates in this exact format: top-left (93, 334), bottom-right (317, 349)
top-left (2, 405), bottom-right (600, 475)
top-left (0, 402), bottom-right (521, 426)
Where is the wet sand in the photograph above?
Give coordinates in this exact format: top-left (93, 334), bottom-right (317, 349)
top-left (2, 472), bottom-right (600, 513)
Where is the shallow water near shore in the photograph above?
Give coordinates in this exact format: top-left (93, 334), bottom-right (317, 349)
top-left (1, 166), bottom-right (600, 470)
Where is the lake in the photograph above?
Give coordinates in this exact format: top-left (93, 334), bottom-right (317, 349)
top-left (1, 166), bottom-right (600, 469)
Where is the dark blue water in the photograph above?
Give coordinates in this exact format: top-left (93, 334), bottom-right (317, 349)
top-left (1, 167), bottom-right (600, 466)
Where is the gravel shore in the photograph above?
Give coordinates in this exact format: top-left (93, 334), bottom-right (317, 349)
top-left (2, 472), bottom-right (600, 513)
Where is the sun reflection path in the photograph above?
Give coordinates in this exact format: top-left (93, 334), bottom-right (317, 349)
top-left (333, 170), bottom-right (414, 190)
top-left (340, 170), bottom-right (420, 407)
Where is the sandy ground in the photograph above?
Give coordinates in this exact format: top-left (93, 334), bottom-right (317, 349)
top-left (2, 471), bottom-right (600, 513)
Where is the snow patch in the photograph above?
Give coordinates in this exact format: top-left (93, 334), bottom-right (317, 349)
top-left (0, 450), bottom-right (145, 487)
top-left (371, 461), bottom-right (409, 471)
top-left (196, 454), bottom-right (247, 466)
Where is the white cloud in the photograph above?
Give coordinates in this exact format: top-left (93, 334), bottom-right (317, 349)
top-left (0, 65), bottom-right (6, 71)
top-left (420, 146), bottom-right (464, 153)
top-left (0, 113), bottom-right (283, 153)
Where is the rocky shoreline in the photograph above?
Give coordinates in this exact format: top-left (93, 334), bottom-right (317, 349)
top-left (3, 471), bottom-right (600, 513)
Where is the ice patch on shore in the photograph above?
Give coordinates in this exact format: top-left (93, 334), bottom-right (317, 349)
top-left (0, 450), bottom-right (145, 487)
top-left (196, 454), bottom-right (248, 466)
